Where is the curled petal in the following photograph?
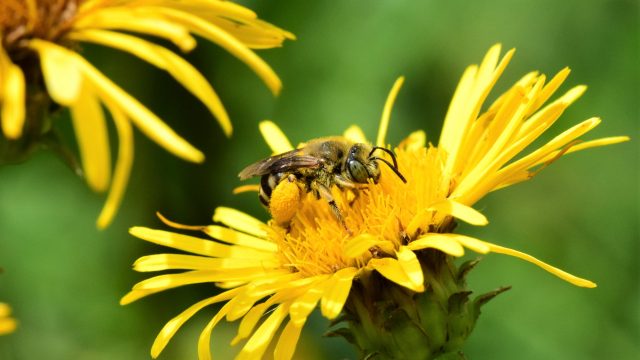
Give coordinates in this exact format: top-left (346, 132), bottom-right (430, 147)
top-left (368, 257), bottom-right (424, 292)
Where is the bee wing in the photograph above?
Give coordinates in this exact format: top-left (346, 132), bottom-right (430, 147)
top-left (238, 149), bottom-right (322, 180)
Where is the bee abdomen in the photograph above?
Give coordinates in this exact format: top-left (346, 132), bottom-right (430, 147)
top-left (259, 172), bottom-right (286, 206)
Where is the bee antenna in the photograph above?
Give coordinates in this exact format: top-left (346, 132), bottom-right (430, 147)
top-left (368, 146), bottom-right (399, 169)
top-left (370, 156), bottom-right (407, 183)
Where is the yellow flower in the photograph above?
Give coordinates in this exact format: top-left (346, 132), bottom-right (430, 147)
top-left (122, 45), bottom-right (628, 359)
top-left (0, 303), bottom-right (17, 335)
top-left (0, 0), bottom-right (293, 228)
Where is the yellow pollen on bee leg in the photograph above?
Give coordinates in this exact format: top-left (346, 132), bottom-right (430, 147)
top-left (270, 178), bottom-right (301, 225)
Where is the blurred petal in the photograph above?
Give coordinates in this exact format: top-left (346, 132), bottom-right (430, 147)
top-left (28, 40), bottom-right (82, 105)
top-left (74, 8), bottom-right (196, 52)
top-left (96, 103), bottom-right (133, 228)
top-left (343, 125), bottom-right (367, 143)
top-left (0, 59), bottom-right (25, 139)
top-left (376, 76), bottom-right (405, 147)
top-left (76, 55), bottom-right (205, 163)
top-left (147, 7), bottom-right (283, 95)
top-left (213, 207), bottom-right (268, 238)
top-left (260, 120), bottom-right (293, 154)
top-left (70, 82), bottom-right (111, 193)
top-left (398, 130), bottom-right (426, 151)
top-left (71, 29), bottom-right (232, 136)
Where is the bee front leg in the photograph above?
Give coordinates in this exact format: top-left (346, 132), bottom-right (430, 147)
top-left (314, 182), bottom-right (352, 235)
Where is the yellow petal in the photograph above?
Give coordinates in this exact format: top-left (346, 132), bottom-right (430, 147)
top-left (129, 227), bottom-right (275, 260)
top-left (204, 225), bottom-right (277, 252)
top-left (73, 8), bottom-right (196, 52)
top-left (96, 103), bottom-right (133, 228)
top-left (320, 267), bottom-right (357, 319)
top-left (28, 40), bottom-right (82, 105)
top-left (236, 304), bottom-right (289, 360)
top-left (70, 83), bottom-right (112, 193)
top-left (233, 184), bottom-right (260, 194)
top-left (198, 301), bottom-right (235, 360)
top-left (0, 303), bottom-right (10, 317)
top-left (213, 207), bottom-right (268, 238)
top-left (227, 274), bottom-right (311, 322)
top-left (147, 7), bottom-right (283, 95)
top-left (531, 136), bottom-right (630, 166)
top-left (368, 258), bottom-right (424, 292)
top-left (231, 302), bottom-right (269, 346)
top-left (70, 29), bottom-right (232, 136)
top-left (441, 45), bottom-right (515, 177)
top-left (407, 234), bottom-right (465, 257)
top-left (273, 320), bottom-right (304, 360)
top-left (499, 117), bottom-right (602, 177)
top-left (530, 67), bottom-right (571, 114)
top-left (518, 85), bottom-right (586, 136)
top-left (132, 253), bottom-right (277, 272)
top-left (132, 268), bottom-right (286, 292)
top-left (452, 234), bottom-right (491, 254)
top-left (150, 288), bottom-right (240, 358)
top-left (486, 242), bottom-right (597, 288)
top-left (120, 288), bottom-right (166, 305)
top-left (76, 56), bottom-right (205, 163)
top-left (289, 280), bottom-right (327, 326)
top-left (0, 53), bottom-right (25, 139)
top-left (428, 199), bottom-right (488, 226)
top-left (344, 233), bottom-right (384, 259)
top-left (398, 130), bottom-right (426, 151)
top-left (260, 120), bottom-right (294, 154)
top-left (376, 76), bottom-right (405, 147)
top-left (0, 303), bottom-right (16, 335)
top-left (343, 125), bottom-right (367, 144)
top-left (396, 246), bottom-right (424, 289)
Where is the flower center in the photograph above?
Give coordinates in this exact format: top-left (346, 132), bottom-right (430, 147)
top-left (269, 146), bottom-right (451, 277)
top-left (1, 0), bottom-right (80, 49)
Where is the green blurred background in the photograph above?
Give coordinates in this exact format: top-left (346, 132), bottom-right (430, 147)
top-left (0, 0), bottom-right (637, 358)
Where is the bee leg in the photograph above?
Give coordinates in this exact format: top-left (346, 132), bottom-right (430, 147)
top-left (334, 175), bottom-right (358, 189)
top-left (334, 175), bottom-right (361, 205)
top-left (315, 182), bottom-right (352, 235)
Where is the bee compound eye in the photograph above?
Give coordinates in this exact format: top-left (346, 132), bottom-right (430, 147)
top-left (348, 160), bottom-right (369, 183)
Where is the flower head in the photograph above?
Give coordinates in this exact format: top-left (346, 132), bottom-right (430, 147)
top-left (122, 45), bottom-right (628, 359)
top-left (0, 0), bottom-right (293, 228)
top-left (0, 303), bottom-right (17, 335)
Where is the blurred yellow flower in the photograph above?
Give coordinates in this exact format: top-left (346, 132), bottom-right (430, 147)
top-left (0, 303), bottom-right (17, 335)
top-left (122, 45), bottom-right (628, 359)
top-left (0, 0), bottom-right (293, 228)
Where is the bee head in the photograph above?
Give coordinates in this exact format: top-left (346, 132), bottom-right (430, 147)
top-left (346, 144), bottom-right (407, 184)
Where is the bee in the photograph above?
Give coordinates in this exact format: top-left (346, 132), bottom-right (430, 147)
top-left (238, 137), bottom-right (407, 229)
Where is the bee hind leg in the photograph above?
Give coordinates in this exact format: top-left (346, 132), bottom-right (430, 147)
top-left (315, 182), bottom-right (352, 235)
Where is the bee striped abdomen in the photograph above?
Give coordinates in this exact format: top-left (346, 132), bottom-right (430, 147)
top-left (259, 172), bottom-right (286, 206)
